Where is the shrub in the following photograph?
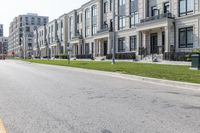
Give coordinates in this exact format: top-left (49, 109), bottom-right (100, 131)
top-left (106, 52), bottom-right (136, 60)
top-left (55, 55), bottom-right (59, 59)
top-left (59, 54), bottom-right (68, 59)
top-left (192, 49), bottom-right (200, 54)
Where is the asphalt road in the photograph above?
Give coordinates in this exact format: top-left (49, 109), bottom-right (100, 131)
top-left (0, 60), bottom-right (200, 133)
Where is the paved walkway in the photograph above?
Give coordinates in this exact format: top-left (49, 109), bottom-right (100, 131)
top-left (68, 59), bottom-right (191, 66)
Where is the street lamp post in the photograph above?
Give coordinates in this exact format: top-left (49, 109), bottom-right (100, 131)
top-left (67, 43), bottom-right (71, 64)
top-left (24, 32), bottom-right (27, 59)
top-left (112, 0), bottom-right (116, 64)
top-left (0, 42), bottom-right (3, 59)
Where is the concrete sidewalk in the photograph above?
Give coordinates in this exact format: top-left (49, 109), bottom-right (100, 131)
top-left (53, 58), bottom-right (191, 66)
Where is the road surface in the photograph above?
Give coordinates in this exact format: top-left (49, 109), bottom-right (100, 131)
top-left (0, 60), bottom-right (200, 133)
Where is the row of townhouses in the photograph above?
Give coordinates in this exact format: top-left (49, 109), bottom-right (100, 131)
top-left (8, 0), bottom-right (200, 61)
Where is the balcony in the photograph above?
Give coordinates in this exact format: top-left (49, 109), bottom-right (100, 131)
top-left (72, 34), bottom-right (83, 40)
top-left (140, 13), bottom-right (174, 23)
top-left (97, 26), bottom-right (109, 34)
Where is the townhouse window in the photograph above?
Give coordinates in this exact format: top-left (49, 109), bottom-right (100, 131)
top-left (151, 6), bottom-right (159, 16)
top-left (130, 12), bottom-right (139, 27)
top-left (179, 27), bottom-right (193, 48)
top-left (61, 21), bottom-right (63, 28)
top-left (104, 1), bottom-right (108, 13)
top-left (118, 0), bottom-right (126, 30)
top-left (130, 36), bottom-right (137, 51)
top-left (119, 17), bottom-right (125, 30)
top-left (85, 9), bottom-right (90, 37)
top-left (77, 15), bottom-right (80, 24)
top-left (69, 16), bottom-right (73, 39)
top-left (118, 37), bottom-right (125, 52)
top-left (80, 13), bottom-right (83, 22)
top-left (110, 0), bottom-right (113, 11)
top-left (51, 25), bottom-right (53, 32)
top-left (164, 2), bottom-right (170, 13)
top-left (179, 0), bottom-right (193, 16)
top-left (92, 5), bottom-right (97, 35)
top-left (119, 0), bottom-right (125, 6)
top-left (130, 0), bottom-right (139, 27)
top-left (92, 24), bottom-right (97, 35)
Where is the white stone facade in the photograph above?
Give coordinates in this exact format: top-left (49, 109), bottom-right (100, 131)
top-left (32, 0), bottom-right (200, 60)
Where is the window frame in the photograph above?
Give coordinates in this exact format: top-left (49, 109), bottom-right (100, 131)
top-left (179, 27), bottom-right (193, 48)
top-left (179, 0), bottom-right (193, 17)
top-left (118, 37), bottom-right (125, 52)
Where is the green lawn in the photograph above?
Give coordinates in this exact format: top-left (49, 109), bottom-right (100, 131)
top-left (22, 59), bottom-right (200, 84)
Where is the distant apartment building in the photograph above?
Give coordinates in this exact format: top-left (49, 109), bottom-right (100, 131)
top-left (0, 37), bottom-right (8, 55)
top-left (33, 0), bottom-right (200, 61)
top-left (8, 13), bottom-right (49, 58)
top-left (0, 24), bottom-right (3, 37)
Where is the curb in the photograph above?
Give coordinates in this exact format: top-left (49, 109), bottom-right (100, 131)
top-left (16, 60), bottom-right (200, 90)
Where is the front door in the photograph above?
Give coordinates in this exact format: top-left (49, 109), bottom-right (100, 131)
top-left (150, 33), bottom-right (158, 54)
top-left (103, 41), bottom-right (108, 56)
top-left (162, 32), bottom-right (165, 54)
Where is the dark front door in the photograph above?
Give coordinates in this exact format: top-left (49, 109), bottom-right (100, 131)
top-left (162, 32), bottom-right (165, 54)
top-left (150, 33), bottom-right (158, 54)
top-left (104, 41), bottom-right (108, 55)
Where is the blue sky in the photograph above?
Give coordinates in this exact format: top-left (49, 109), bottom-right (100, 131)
top-left (0, 0), bottom-right (89, 36)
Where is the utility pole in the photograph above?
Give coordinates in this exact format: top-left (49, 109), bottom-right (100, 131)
top-left (112, 0), bottom-right (116, 64)
top-left (24, 32), bottom-right (26, 59)
top-left (1, 42), bottom-right (3, 59)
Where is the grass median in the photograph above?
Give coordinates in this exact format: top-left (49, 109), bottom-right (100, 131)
top-left (22, 59), bottom-right (200, 84)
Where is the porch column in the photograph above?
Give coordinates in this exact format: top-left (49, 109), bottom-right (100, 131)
top-left (107, 37), bottom-right (111, 54)
top-left (143, 32), bottom-right (147, 50)
top-left (165, 26), bottom-right (169, 53)
top-left (92, 41), bottom-right (95, 58)
top-left (136, 31), bottom-right (142, 57)
top-left (98, 40), bottom-right (101, 56)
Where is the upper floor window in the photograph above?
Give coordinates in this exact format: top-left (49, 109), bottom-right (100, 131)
top-left (77, 15), bottom-right (79, 24)
top-left (119, 17), bottom-right (125, 30)
top-left (164, 2), bottom-right (170, 13)
top-left (85, 9), bottom-right (90, 37)
top-left (151, 6), bottom-right (159, 16)
top-left (61, 21), bottom-right (63, 28)
top-left (104, 1), bottom-right (108, 13)
top-left (69, 16), bottom-right (73, 39)
top-left (179, 0), bottom-right (193, 16)
top-left (119, 0), bottom-right (125, 6)
top-left (110, 0), bottom-right (113, 11)
top-left (130, 0), bottom-right (139, 27)
top-left (92, 6), bottom-right (97, 17)
top-left (92, 6), bottom-right (97, 35)
top-left (85, 9), bottom-right (90, 19)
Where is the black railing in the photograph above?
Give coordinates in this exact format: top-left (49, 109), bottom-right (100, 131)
top-left (97, 26), bottom-right (109, 34)
top-left (140, 13), bottom-right (173, 23)
top-left (72, 34), bottom-right (83, 40)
